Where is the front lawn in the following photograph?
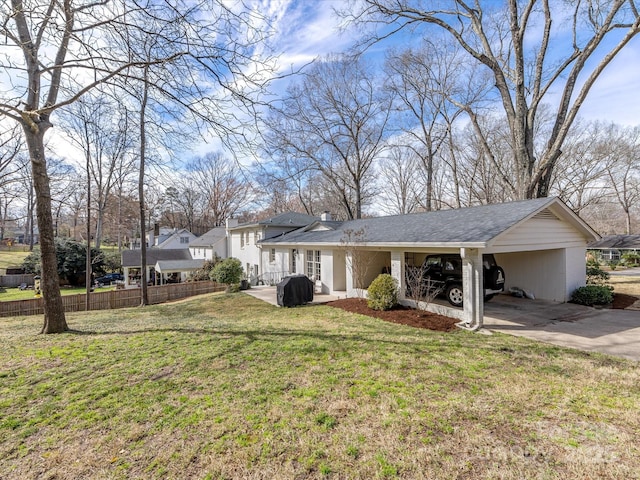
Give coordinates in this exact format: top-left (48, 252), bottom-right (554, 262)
top-left (1, 293), bottom-right (638, 479)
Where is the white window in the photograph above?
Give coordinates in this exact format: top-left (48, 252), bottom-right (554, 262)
top-left (245, 232), bottom-right (250, 245)
top-left (306, 250), bottom-right (321, 281)
top-left (270, 248), bottom-right (276, 263)
top-left (240, 232), bottom-right (245, 248)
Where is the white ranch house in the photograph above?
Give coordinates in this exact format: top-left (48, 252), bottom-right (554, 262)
top-left (236, 198), bottom-right (598, 329)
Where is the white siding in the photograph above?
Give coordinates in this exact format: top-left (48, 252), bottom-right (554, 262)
top-left (565, 246), bottom-right (587, 296)
top-left (495, 249), bottom-right (569, 302)
top-left (332, 250), bottom-right (347, 292)
top-left (229, 230), bottom-right (261, 278)
top-left (491, 218), bottom-right (586, 252)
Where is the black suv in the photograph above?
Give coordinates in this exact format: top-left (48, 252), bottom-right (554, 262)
top-left (407, 253), bottom-right (505, 307)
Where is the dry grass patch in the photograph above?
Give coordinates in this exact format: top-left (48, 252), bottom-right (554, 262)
top-left (1, 292), bottom-right (639, 479)
top-left (609, 275), bottom-right (640, 297)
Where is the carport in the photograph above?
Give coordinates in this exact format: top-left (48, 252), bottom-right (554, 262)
top-left (261, 197), bottom-right (599, 330)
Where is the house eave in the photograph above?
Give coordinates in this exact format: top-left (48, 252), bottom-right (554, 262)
top-left (259, 240), bottom-right (487, 250)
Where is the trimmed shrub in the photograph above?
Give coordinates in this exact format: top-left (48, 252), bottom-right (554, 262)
top-left (571, 285), bottom-right (614, 306)
top-left (210, 257), bottom-right (243, 287)
top-left (367, 274), bottom-right (398, 311)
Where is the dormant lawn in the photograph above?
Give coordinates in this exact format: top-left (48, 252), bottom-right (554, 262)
top-left (1, 292), bottom-right (638, 479)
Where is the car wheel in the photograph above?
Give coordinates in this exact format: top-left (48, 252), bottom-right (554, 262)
top-left (446, 284), bottom-right (464, 307)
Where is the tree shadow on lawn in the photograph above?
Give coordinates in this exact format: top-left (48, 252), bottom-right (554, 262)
top-left (62, 324), bottom-right (609, 366)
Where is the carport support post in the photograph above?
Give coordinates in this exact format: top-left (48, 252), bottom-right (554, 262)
top-left (460, 248), bottom-right (484, 330)
top-left (390, 251), bottom-right (405, 299)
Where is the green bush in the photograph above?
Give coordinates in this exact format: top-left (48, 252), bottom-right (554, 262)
top-left (367, 274), bottom-right (398, 311)
top-left (621, 252), bottom-right (640, 266)
top-left (191, 256), bottom-right (222, 281)
top-left (100, 250), bottom-right (123, 274)
top-left (571, 285), bottom-right (614, 306)
top-left (608, 260), bottom-right (619, 271)
top-left (210, 257), bottom-right (243, 286)
top-left (22, 239), bottom-right (106, 286)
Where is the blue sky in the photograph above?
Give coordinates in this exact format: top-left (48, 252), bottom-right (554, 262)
top-left (264, 0), bottom-right (640, 126)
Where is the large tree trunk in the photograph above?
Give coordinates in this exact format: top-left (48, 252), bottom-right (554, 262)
top-left (138, 67), bottom-right (149, 306)
top-left (22, 123), bottom-right (68, 334)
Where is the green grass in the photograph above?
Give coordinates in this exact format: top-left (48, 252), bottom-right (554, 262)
top-left (1, 293), bottom-right (639, 479)
top-left (0, 285), bottom-right (115, 302)
top-left (0, 248), bottom-right (30, 269)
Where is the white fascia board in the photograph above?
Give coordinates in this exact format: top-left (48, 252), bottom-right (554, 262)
top-left (258, 241), bottom-right (487, 249)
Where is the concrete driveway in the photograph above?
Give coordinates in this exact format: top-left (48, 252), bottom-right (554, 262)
top-left (484, 295), bottom-right (640, 361)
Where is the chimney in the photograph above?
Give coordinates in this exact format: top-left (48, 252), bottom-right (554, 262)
top-left (320, 211), bottom-right (332, 221)
top-left (225, 218), bottom-right (239, 229)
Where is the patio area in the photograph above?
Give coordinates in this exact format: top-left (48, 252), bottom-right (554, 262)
top-left (244, 285), bottom-right (342, 306)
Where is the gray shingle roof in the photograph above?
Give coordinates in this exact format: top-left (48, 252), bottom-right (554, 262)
top-left (262, 198), bottom-right (557, 246)
top-left (122, 248), bottom-right (192, 267)
top-left (155, 259), bottom-right (205, 272)
top-left (190, 227), bottom-right (226, 247)
top-left (588, 235), bottom-right (640, 249)
top-left (233, 212), bottom-right (319, 229)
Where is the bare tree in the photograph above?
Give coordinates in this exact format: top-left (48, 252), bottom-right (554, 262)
top-left (0, 126), bottom-right (25, 241)
top-left (603, 126), bottom-right (640, 234)
top-left (1, 0), bottom-right (278, 330)
top-left (267, 55), bottom-right (391, 219)
top-left (59, 94), bottom-right (134, 249)
top-left (549, 120), bottom-right (610, 214)
top-left (341, 227), bottom-right (375, 297)
top-left (384, 39), bottom-right (484, 210)
top-left (376, 142), bottom-right (421, 215)
top-left (346, 0), bottom-right (640, 199)
top-left (404, 260), bottom-right (444, 310)
top-left (187, 153), bottom-right (253, 228)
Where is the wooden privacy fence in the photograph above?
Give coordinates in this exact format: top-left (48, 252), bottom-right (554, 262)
top-left (0, 274), bottom-right (34, 288)
top-left (0, 281), bottom-right (226, 318)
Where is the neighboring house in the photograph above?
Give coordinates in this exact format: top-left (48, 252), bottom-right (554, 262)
top-left (226, 212), bottom-right (321, 285)
top-left (259, 198), bottom-right (599, 329)
top-left (128, 227), bottom-right (198, 250)
top-left (189, 227), bottom-right (228, 261)
top-left (588, 235), bottom-right (640, 262)
top-left (153, 228), bottom-right (198, 249)
top-left (121, 248), bottom-right (204, 287)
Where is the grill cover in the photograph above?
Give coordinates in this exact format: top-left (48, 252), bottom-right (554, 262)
top-left (276, 275), bottom-right (314, 307)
